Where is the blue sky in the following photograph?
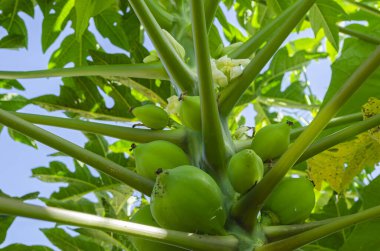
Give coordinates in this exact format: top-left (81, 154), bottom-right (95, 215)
top-left (0, 5), bottom-right (331, 249)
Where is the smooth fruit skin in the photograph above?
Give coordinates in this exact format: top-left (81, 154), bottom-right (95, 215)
top-left (132, 104), bottom-right (169, 130)
top-left (262, 177), bottom-right (315, 225)
top-left (129, 205), bottom-right (187, 251)
top-left (151, 165), bottom-right (226, 234)
top-left (251, 122), bottom-right (291, 161)
top-left (134, 140), bottom-right (190, 181)
top-left (179, 96), bottom-right (202, 131)
top-left (227, 149), bottom-right (264, 194)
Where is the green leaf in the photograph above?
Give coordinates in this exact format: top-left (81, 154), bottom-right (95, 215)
top-left (0, 79), bottom-right (24, 90)
top-left (41, 198), bottom-right (97, 215)
top-left (322, 39), bottom-right (380, 115)
top-left (309, 0), bottom-right (347, 51)
top-left (340, 176), bottom-right (380, 250)
top-left (49, 31), bottom-right (98, 67)
top-left (0, 93), bottom-right (28, 111)
top-left (41, 228), bottom-right (104, 251)
top-left (0, 34), bottom-right (25, 48)
top-left (7, 128), bottom-right (38, 149)
top-left (0, 244), bottom-right (53, 251)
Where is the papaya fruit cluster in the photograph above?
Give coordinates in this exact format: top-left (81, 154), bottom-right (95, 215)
top-left (130, 140), bottom-right (226, 251)
top-left (227, 122), bottom-right (315, 225)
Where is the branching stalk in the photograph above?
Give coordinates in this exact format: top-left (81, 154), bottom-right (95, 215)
top-left (232, 45), bottom-right (380, 231)
top-left (0, 63), bottom-right (169, 80)
top-left (339, 26), bottom-right (380, 45)
top-left (256, 205), bottom-right (380, 251)
top-left (145, 0), bottom-right (174, 29)
top-left (128, 0), bottom-right (196, 93)
top-left (12, 112), bottom-right (187, 146)
top-left (298, 113), bottom-right (380, 163)
top-left (0, 197), bottom-right (239, 251)
top-left (0, 109), bottom-right (154, 195)
top-left (190, 0), bottom-right (227, 172)
top-left (219, 0), bottom-right (317, 116)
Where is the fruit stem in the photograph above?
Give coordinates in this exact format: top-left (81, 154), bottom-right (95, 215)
top-left (256, 205), bottom-right (380, 251)
top-left (0, 197), bottom-right (239, 251)
top-left (0, 108), bottom-right (154, 195)
top-left (0, 63), bottom-right (169, 80)
top-left (218, 0), bottom-right (317, 116)
top-left (190, 0), bottom-right (228, 173)
top-left (232, 45), bottom-right (380, 231)
top-left (228, 1), bottom-right (304, 59)
top-left (128, 0), bottom-right (197, 94)
top-left (298, 113), bottom-right (380, 163)
top-left (11, 112), bottom-right (188, 146)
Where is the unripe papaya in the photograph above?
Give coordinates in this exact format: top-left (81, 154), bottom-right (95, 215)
top-left (251, 122), bottom-right (291, 161)
top-left (262, 177), bottom-right (315, 225)
top-left (129, 205), bottom-right (187, 251)
top-left (179, 96), bottom-right (201, 131)
top-left (132, 104), bottom-right (169, 130)
top-left (227, 149), bottom-right (264, 194)
top-left (134, 140), bottom-right (190, 181)
top-left (151, 165), bottom-right (226, 234)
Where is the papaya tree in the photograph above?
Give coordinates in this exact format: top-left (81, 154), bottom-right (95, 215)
top-left (1, 0), bottom-right (380, 250)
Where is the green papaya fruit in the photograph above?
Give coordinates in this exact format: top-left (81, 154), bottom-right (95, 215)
top-left (132, 104), bottom-right (169, 130)
top-left (151, 165), bottom-right (226, 234)
top-left (251, 122), bottom-right (291, 161)
top-left (227, 149), bottom-right (264, 194)
top-left (129, 205), bottom-right (187, 251)
top-left (262, 177), bottom-right (315, 225)
top-left (134, 140), bottom-right (190, 181)
top-left (179, 96), bottom-right (201, 131)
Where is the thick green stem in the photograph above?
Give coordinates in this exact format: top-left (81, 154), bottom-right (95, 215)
top-left (0, 63), bottom-right (169, 80)
top-left (219, 0), bottom-right (316, 116)
top-left (233, 45), bottom-right (380, 231)
top-left (0, 197), bottom-right (239, 251)
top-left (256, 205), bottom-right (380, 251)
top-left (128, 0), bottom-right (196, 93)
top-left (204, 0), bottom-right (220, 31)
top-left (190, 0), bottom-right (227, 172)
top-left (228, 1), bottom-right (303, 59)
top-left (263, 219), bottom-right (334, 241)
top-left (12, 112), bottom-right (187, 146)
top-left (0, 109), bottom-right (154, 195)
top-left (298, 113), bottom-right (380, 163)
top-left (339, 26), bottom-right (380, 45)
top-left (291, 112), bottom-right (363, 139)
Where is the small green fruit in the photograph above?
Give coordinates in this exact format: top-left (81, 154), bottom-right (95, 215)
top-left (134, 140), bottom-right (190, 181)
top-left (132, 104), bottom-right (169, 130)
top-left (263, 177), bottom-right (315, 225)
top-left (227, 149), bottom-right (264, 194)
top-left (251, 122), bottom-right (291, 161)
top-left (151, 165), bottom-right (226, 234)
top-left (129, 205), bottom-right (187, 251)
top-left (179, 96), bottom-right (201, 131)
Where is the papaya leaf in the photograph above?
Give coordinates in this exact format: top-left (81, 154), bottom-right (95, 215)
top-left (0, 79), bottom-right (24, 90)
top-left (0, 244), bottom-right (53, 251)
top-left (309, 0), bottom-right (347, 51)
top-left (0, 93), bottom-right (28, 111)
top-left (307, 133), bottom-right (380, 193)
top-left (7, 128), bottom-right (38, 149)
top-left (41, 228), bottom-right (104, 251)
top-left (362, 97), bottom-right (380, 143)
top-left (339, 175), bottom-right (380, 251)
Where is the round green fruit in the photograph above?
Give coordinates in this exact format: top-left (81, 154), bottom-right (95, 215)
top-left (129, 205), bottom-right (187, 251)
top-left (150, 165), bottom-right (226, 234)
top-left (251, 122), bottom-right (291, 161)
top-left (227, 149), bottom-right (264, 194)
top-left (179, 96), bottom-right (201, 131)
top-left (134, 140), bottom-right (190, 181)
top-left (132, 104), bottom-right (169, 130)
top-left (263, 177), bottom-right (315, 225)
